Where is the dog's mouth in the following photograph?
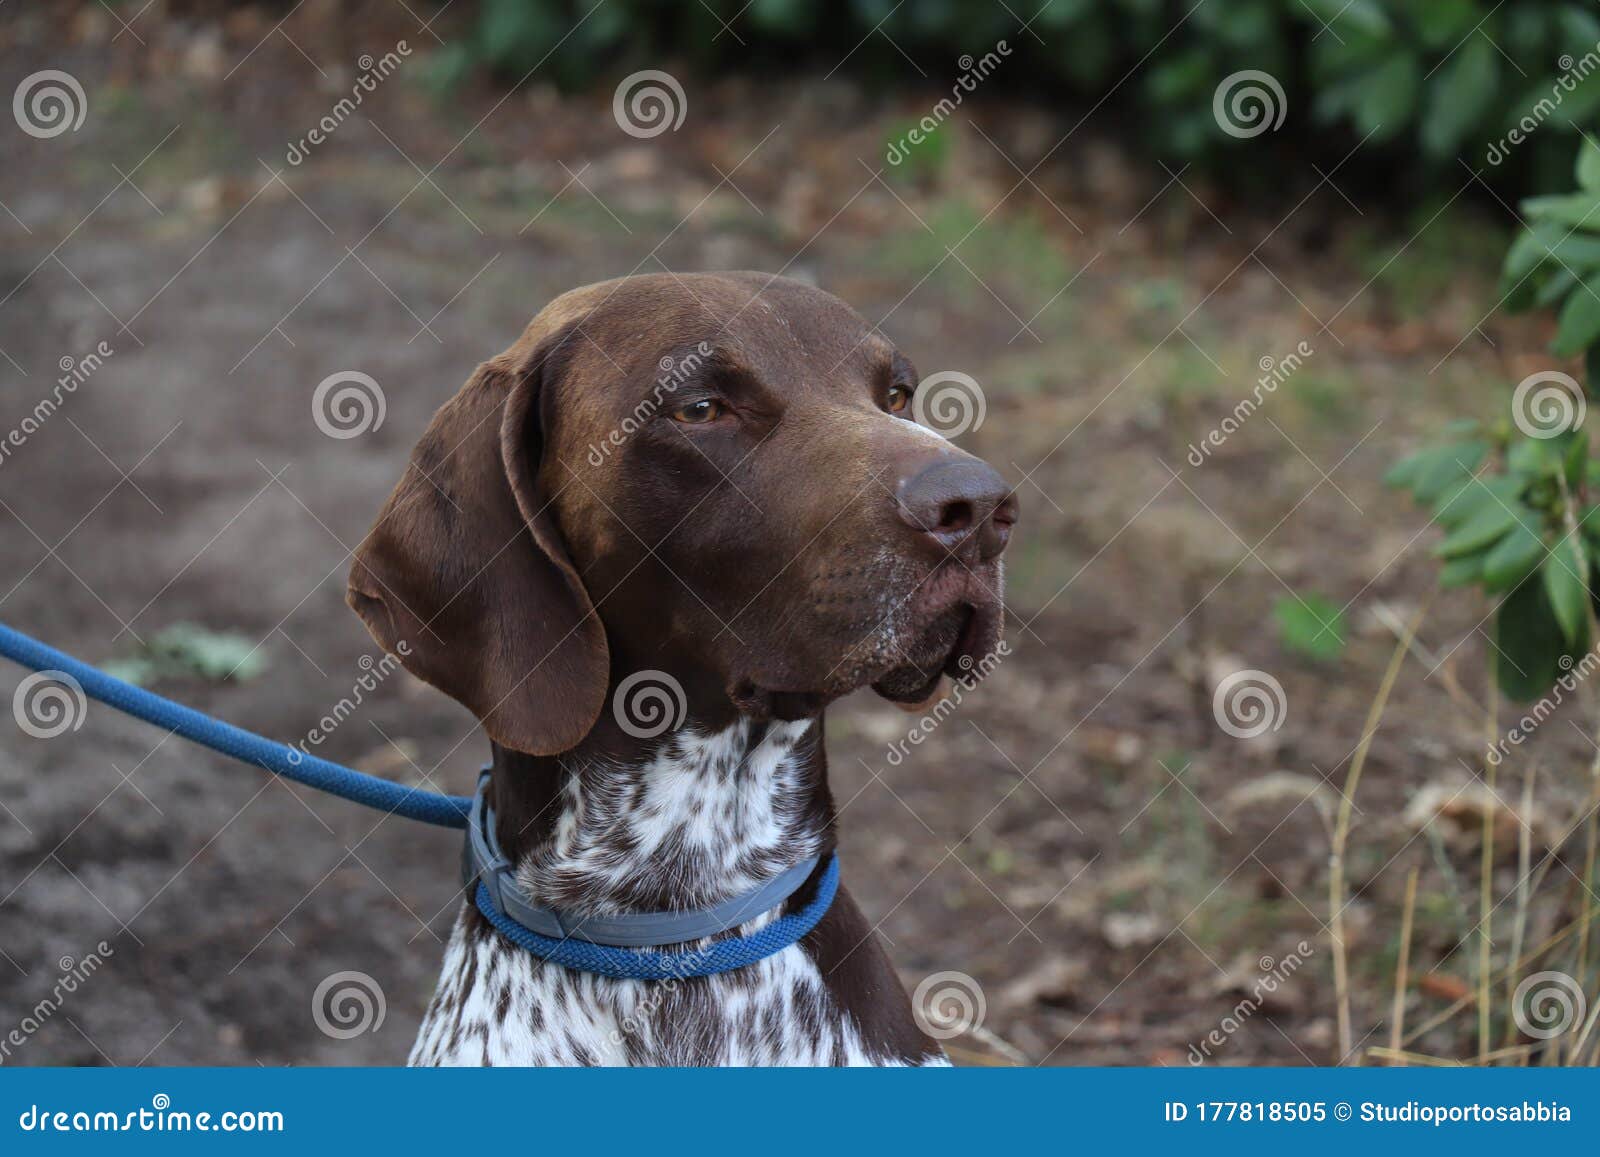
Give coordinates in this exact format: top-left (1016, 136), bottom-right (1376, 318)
top-left (727, 560), bottom-right (1004, 719)
top-left (869, 602), bottom-right (994, 704)
top-left (870, 579), bottom-right (1003, 707)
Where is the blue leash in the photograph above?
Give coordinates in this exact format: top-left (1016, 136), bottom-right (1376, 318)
top-left (0, 621), bottom-right (470, 828)
top-left (0, 621), bottom-right (835, 978)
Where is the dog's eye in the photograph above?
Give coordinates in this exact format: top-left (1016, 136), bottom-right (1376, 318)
top-left (670, 399), bottom-right (725, 425)
top-left (886, 385), bottom-right (911, 414)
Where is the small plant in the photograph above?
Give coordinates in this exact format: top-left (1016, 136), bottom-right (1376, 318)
top-left (1390, 142), bottom-right (1600, 702)
top-left (101, 623), bottom-right (268, 687)
top-left (1273, 592), bottom-right (1347, 663)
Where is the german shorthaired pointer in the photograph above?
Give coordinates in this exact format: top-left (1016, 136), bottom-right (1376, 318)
top-left (347, 272), bottom-right (1017, 1066)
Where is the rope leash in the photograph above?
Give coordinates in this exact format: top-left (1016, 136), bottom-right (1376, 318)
top-left (0, 620), bottom-right (835, 978)
top-left (0, 622), bottom-right (470, 827)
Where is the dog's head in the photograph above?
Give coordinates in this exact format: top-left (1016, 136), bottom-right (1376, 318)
top-left (347, 272), bottom-right (1017, 754)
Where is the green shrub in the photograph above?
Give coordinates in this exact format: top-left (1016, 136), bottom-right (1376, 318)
top-left (1389, 141), bottom-right (1600, 702)
top-left (440, 0), bottom-right (1600, 193)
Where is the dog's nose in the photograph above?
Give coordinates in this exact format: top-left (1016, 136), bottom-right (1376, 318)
top-left (895, 457), bottom-right (1017, 562)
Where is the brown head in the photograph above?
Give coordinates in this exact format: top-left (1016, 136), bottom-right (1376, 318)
top-left (346, 272), bottom-right (1017, 755)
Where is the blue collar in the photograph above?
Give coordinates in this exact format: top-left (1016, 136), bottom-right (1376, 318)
top-left (462, 772), bottom-right (839, 980)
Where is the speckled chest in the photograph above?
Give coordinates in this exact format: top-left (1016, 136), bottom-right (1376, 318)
top-left (408, 720), bottom-right (940, 1066)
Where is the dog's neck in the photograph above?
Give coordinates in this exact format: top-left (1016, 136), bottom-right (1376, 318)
top-left (488, 714), bottom-right (833, 917)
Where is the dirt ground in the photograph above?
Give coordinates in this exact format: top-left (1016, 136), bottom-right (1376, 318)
top-left (2, 5), bottom-right (1596, 1067)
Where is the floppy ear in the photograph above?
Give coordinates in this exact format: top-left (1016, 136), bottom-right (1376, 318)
top-left (346, 325), bottom-right (609, 755)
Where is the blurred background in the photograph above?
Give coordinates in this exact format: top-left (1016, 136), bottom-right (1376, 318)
top-left (4, 0), bottom-right (1600, 1066)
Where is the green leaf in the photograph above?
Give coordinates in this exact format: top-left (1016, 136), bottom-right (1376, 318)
top-left (1435, 501), bottom-right (1520, 557)
top-left (1273, 593), bottom-right (1347, 663)
top-left (1433, 474), bottom-right (1524, 527)
top-left (1508, 436), bottom-right (1557, 478)
top-left (1355, 53), bottom-right (1420, 141)
top-left (1482, 519), bottom-right (1547, 591)
top-left (1439, 553), bottom-right (1485, 588)
top-left (1503, 226), bottom-right (1558, 285)
top-left (1543, 534), bottom-right (1591, 645)
top-left (1535, 266), bottom-right (1580, 310)
top-left (1495, 579), bottom-right (1568, 701)
top-left (1384, 448), bottom-right (1430, 489)
top-left (1553, 275), bottom-right (1600, 356)
top-left (1421, 37), bottom-right (1497, 157)
top-left (1579, 135), bottom-right (1600, 192)
top-left (1522, 193), bottom-right (1600, 231)
top-left (1413, 440), bottom-right (1490, 501)
top-left (1415, 0), bottom-right (1476, 48)
top-left (1586, 344), bottom-right (1600, 394)
top-left (1564, 430), bottom-right (1589, 487)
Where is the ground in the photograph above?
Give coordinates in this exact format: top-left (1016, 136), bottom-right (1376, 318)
top-left (1, 5), bottom-right (1595, 1067)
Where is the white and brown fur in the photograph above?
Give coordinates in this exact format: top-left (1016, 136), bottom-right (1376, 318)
top-left (410, 719), bottom-right (947, 1066)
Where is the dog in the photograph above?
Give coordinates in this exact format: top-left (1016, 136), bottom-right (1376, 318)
top-left (346, 272), bottom-right (1017, 1066)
